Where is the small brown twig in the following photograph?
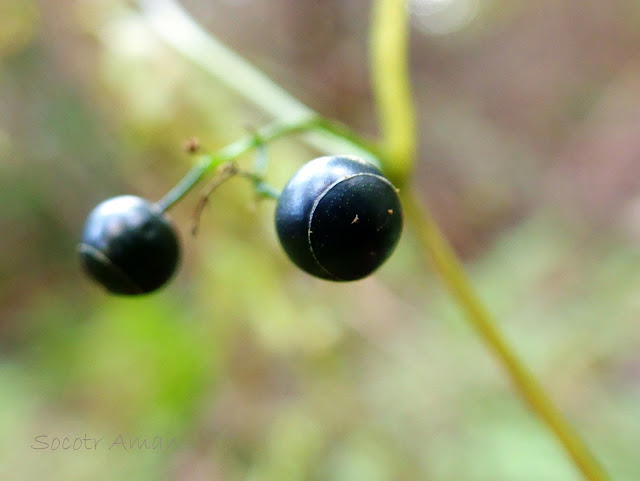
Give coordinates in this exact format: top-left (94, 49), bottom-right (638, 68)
top-left (191, 162), bottom-right (238, 235)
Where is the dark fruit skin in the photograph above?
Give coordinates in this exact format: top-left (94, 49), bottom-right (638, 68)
top-left (275, 155), bottom-right (403, 281)
top-left (78, 195), bottom-right (180, 295)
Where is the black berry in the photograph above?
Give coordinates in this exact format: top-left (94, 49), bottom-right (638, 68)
top-left (275, 155), bottom-right (402, 281)
top-left (78, 195), bottom-right (180, 294)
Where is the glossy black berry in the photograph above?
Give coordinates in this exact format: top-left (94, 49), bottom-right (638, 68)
top-left (275, 155), bottom-right (402, 281)
top-left (78, 195), bottom-right (180, 295)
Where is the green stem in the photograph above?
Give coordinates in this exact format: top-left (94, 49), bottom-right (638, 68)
top-left (156, 155), bottom-right (210, 212)
top-left (402, 189), bottom-right (611, 481)
top-left (157, 116), bottom-right (380, 212)
top-left (370, 0), bottom-right (610, 479)
top-left (370, 0), bottom-right (417, 186)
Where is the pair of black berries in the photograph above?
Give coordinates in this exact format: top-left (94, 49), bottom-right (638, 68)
top-left (78, 155), bottom-right (403, 295)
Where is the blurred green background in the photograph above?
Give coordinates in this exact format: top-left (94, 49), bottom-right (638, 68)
top-left (2, 0), bottom-right (640, 479)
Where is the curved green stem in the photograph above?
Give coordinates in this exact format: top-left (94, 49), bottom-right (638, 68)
top-left (156, 155), bottom-right (210, 212)
top-left (157, 116), bottom-right (381, 212)
top-left (402, 189), bottom-right (611, 481)
top-left (371, 1), bottom-right (610, 480)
